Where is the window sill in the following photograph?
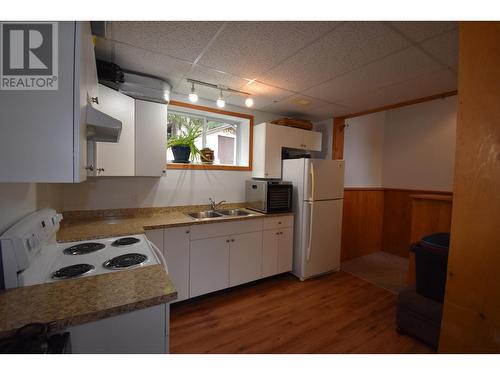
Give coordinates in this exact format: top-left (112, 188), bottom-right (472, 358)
top-left (166, 163), bottom-right (251, 171)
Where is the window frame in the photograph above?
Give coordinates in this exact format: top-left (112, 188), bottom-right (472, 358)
top-left (167, 100), bottom-right (254, 171)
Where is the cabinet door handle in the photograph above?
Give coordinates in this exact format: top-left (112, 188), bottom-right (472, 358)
top-left (226, 239), bottom-right (230, 243)
top-left (90, 96), bottom-right (99, 104)
top-left (231, 239), bottom-right (235, 242)
top-left (97, 168), bottom-right (105, 173)
top-left (85, 164), bottom-right (94, 171)
top-left (185, 230), bottom-right (190, 234)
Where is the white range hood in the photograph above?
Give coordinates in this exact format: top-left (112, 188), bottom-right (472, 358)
top-left (86, 105), bottom-right (122, 143)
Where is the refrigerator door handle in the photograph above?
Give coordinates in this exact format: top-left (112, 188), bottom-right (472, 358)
top-left (306, 201), bottom-right (314, 261)
top-left (309, 162), bottom-right (315, 201)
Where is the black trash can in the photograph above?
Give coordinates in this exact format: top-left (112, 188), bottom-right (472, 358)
top-left (410, 232), bottom-right (450, 303)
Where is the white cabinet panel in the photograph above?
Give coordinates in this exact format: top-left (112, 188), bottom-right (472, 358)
top-left (278, 227), bottom-right (293, 273)
top-left (190, 219), bottom-right (263, 240)
top-left (252, 123), bottom-right (322, 179)
top-left (164, 226), bottom-right (190, 302)
top-left (190, 237), bottom-right (229, 298)
top-left (262, 227), bottom-right (293, 277)
top-left (262, 229), bottom-right (279, 278)
top-left (135, 100), bottom-right (167, 176)
top-left (281, 127), bottom-right (305, 149)
top-left (93, 84), bottom-right (135, 176)
top-left (229, 231), bottom-right (263, 286)
top-left (303, 130), bottom-right (322, 151)
top-left (0, 22), bottom-right (93, 182)
top-left (68, 303), bottom-right (168, 354)
top-left (263, 215), bottom-right (294, 230)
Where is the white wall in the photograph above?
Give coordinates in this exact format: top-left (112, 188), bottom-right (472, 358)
top-left (382, 97), bottom-right (457, 191)
top-left (61, 170), bottom-right (250, 210)
top-left (0, 184), bottom-right (63, 233)
top-left (342, 96), bottom-right (457, 191)
top-left (59, 97), bottom-right (284, 211)
top-left (311, 119), bottom-right (333, 160)
top-left (343, 112), bottom-right (385, 187)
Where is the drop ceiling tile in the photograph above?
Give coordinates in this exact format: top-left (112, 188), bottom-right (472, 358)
top-left (297, 103), bottom-right (353, 121)
top-left (197, 21), bottom-right (339, 79)
top-left (108, 21), bottom-right (224, 62)
top-left (258, 22), bottom-right (411, 92)
top-left (302, 46), bottom-right (441, 103)
top-left (235, 80), bottom-right (295, 109)
top-left (387, 21), bottom-right (457, 42)
top-left (337, 69), bottom-right (457, 113)
top-left (262, 95), bottom-right (332, 118)
top-left (420, 30), bottom-right (459, 71)
top-left (112, 42), bottom-right (193, 85)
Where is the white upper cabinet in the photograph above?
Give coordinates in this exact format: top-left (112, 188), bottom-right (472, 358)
top-left (88, 84), bottom-right (135, 176)
top-left (252, 123), bottom-right (322, 179)
top-left (135, 99), bottom-right (167, 176)
top-left (88, 90), bottom-right (168, 177)
top-left (0, 21), bottom-right (96, 182)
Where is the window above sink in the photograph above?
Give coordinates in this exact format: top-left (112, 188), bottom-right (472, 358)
top-left (167, 101), bottom-right (253, 172)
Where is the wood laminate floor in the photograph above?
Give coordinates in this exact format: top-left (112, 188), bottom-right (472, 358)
top-left (170, 271), bottom-right (433, 354)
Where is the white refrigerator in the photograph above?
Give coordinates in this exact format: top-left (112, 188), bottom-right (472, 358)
top-left (282, 158), bottom-right (344, 280)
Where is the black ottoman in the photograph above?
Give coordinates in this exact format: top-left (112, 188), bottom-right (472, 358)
top-left (396, 286), bottom-right (443, 349)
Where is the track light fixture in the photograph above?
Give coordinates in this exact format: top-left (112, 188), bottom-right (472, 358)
top-left (186, 78), bottom-right (253, 109)
top-left (188, 82), bottom-right (198, 103)
top-left (245, 97), bottom-right (254, 107)
top-left (216, 89), bottom-right (225, 108)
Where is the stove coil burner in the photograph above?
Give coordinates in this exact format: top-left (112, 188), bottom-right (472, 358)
top-left (63, 242), bottom-right (106, 255)
top-left (111, 237), bottom-right (141, 247)
top-left (103, 253), bottom-right (148, 269)
top-left (51, 264), bottom-right (95, 279)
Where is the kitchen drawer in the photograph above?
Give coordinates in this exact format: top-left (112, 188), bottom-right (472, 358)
top-left (189, 218), bottom-right (263, 240)
top-left (263, 215), bottom-right (294, 230)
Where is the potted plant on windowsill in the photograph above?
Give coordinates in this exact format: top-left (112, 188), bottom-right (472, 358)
top-left (167, 123), bottom-right (202, 163)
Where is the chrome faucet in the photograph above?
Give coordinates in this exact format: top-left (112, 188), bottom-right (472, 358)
top-left (209, 198), bottom-right (226, 211)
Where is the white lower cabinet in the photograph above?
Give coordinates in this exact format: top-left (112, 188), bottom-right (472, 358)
top-left (164, 226), bottom-right (190, 302)
top-left (262, 229), bottom-right (279, 278)
top-left (262, 219), bottom-right (294, 277)
top-left (229, 231), bottom-right (263, 287)
top-left (277, 227), bottom-right (293, 273)
top-left (190, 237), bottom-right (229, 298)
top-left (145, 215), bottom-right (293, 301)
top-left (146, 227), bottom-right (190, 302)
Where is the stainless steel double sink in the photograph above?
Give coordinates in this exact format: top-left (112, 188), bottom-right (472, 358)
top-left (186, 209), bottom-right (254, 220)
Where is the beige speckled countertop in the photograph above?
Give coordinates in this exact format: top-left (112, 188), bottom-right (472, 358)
top-left (0, 265), bottom-right (176, 339)
top-left (57, 205), bottom-right (293, 243)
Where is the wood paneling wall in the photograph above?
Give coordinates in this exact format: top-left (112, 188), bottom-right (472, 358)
top-left (341, 188), bottom-right (384, 261)
top-left (381, 189), bottom-right (452, 258)
top-left (439, 22), bottom-right (500, 353)
top-left (341, 188), bottom-right (452, 262)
